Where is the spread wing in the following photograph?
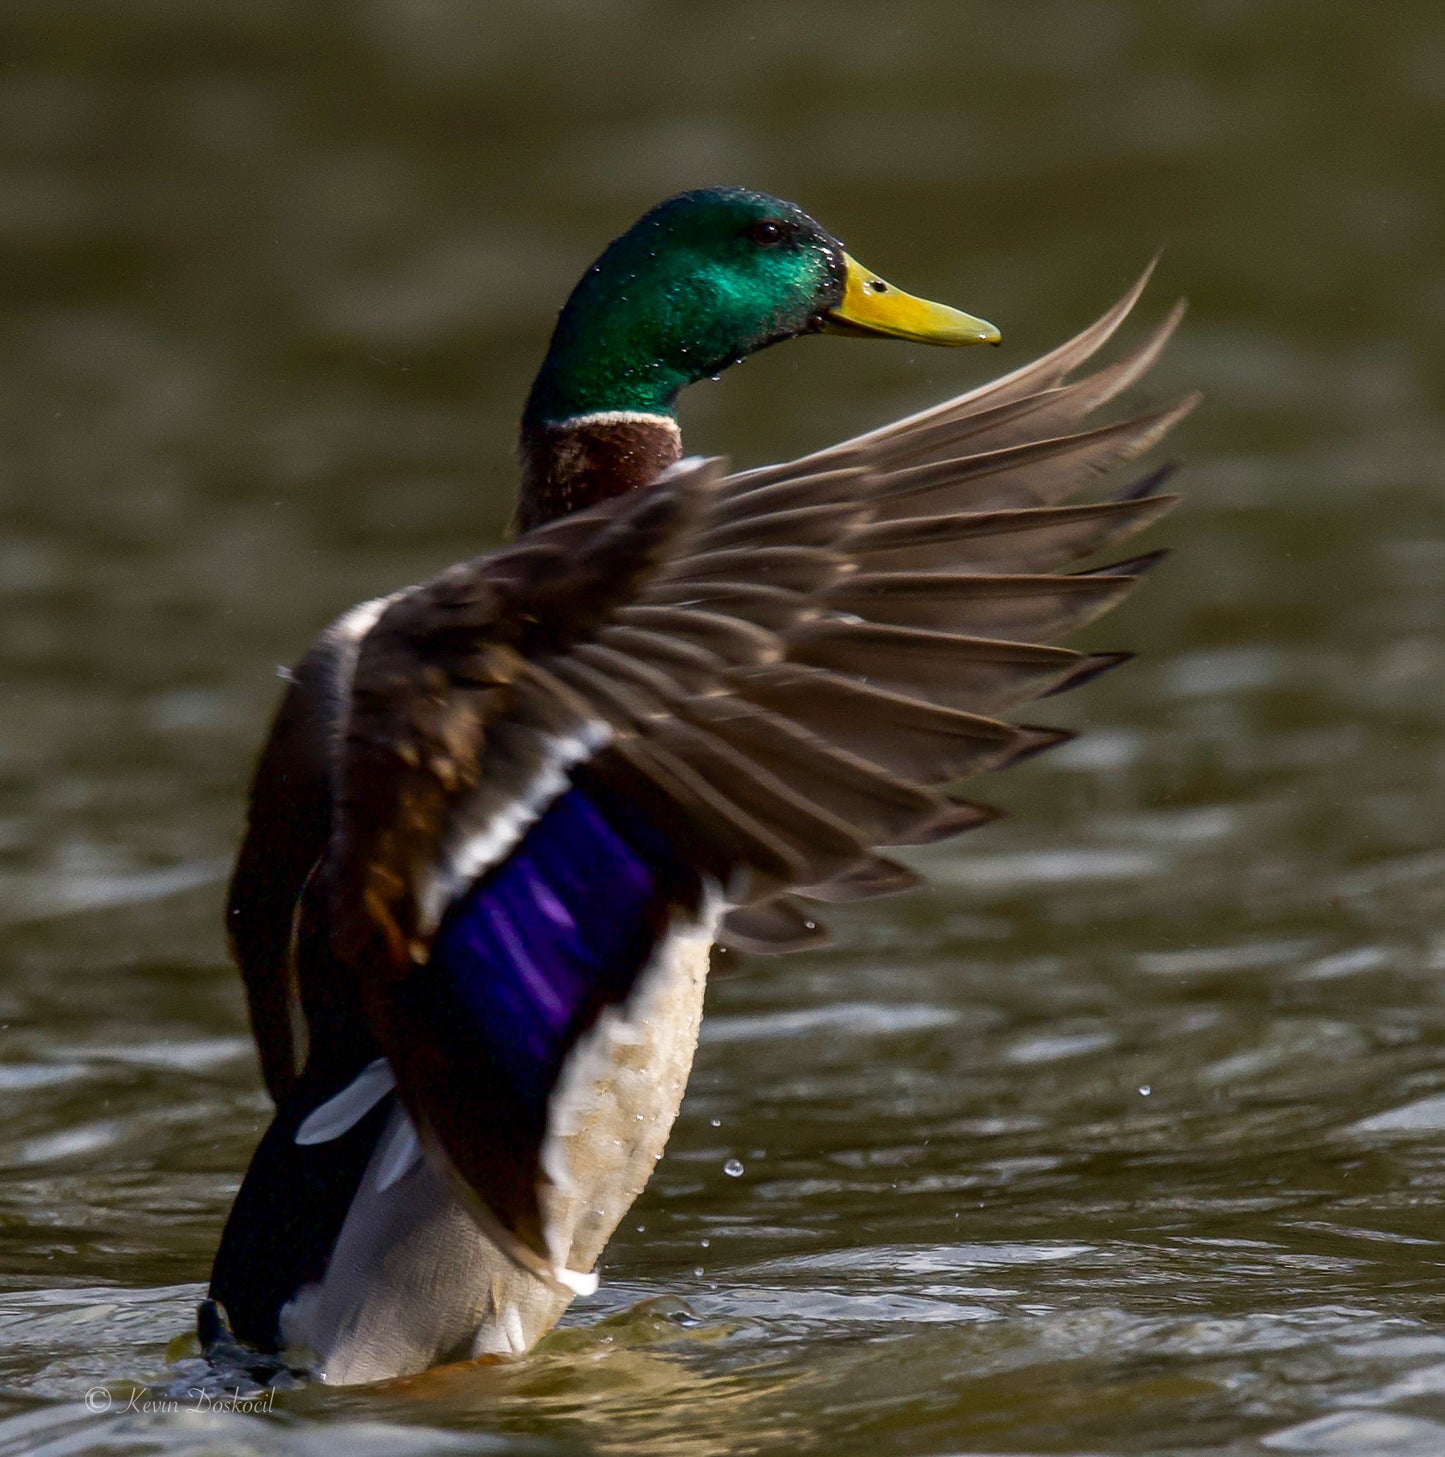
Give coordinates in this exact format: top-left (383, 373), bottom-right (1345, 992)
top-left (316, 276), bottom-right (1194, 1277)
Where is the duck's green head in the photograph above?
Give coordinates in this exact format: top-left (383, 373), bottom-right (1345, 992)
top-left (524, 187), bottom-right (1000, 427)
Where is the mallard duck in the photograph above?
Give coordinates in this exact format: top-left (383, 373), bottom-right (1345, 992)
top-left (202, 187), bottom-right (1192, 1385)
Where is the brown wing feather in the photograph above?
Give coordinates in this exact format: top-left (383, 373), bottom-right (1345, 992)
top-left (226, 621), bottom-right (381, 1103)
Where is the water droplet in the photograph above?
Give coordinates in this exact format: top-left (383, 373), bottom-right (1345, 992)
top-left (692, 1266), bottom-right (704, 1277)
top-left (724, 1157), bottom-right (744, 1177)
top-left (1139, 1084), bottom-right (1152, 1096)
top-left (700, 1238), bottom-right (710, 1248)
top-left (710, 1118), bottom-right (721, 1128)
top-left (636, 1224), bottom-right (645, 1233)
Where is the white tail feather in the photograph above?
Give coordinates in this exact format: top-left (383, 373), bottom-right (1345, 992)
top-left (295, 1059), bottom-right (397, 1145)
top-left (373, 1109), bottom-right (425, 1192)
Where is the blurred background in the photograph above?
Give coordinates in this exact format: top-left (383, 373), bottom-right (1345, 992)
top-left (0, 3), bottom-right (1443, 1454)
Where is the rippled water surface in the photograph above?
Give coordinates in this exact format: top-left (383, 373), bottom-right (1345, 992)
top-left (2, 3), bottom-right (1444, 1453)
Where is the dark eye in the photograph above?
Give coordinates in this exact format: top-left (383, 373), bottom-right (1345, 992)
top-left (747, 219), bottom-right (789, 246)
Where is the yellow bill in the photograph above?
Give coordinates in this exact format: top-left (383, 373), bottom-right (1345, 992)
top-left (825, 253), bottom-right (1000, 346)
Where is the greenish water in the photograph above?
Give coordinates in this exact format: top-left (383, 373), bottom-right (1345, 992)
top-left (1, 3), bottom-right (1444, 1453)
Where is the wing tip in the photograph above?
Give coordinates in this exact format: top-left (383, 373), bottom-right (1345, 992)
top-left (1003, 725), bottom-right (1077, 765)
top-left (1077, 547), bottom-right (1172, 580)
top-left (1120, 462), bottom-right (1181, 503)
top-left (1041, 651), bottom-right (1136, 699)
top-left (886, 798), bottom-right (1002, 846)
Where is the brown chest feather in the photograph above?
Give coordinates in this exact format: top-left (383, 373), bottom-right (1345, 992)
top-left (516, 415), bottom-right (682, 533)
